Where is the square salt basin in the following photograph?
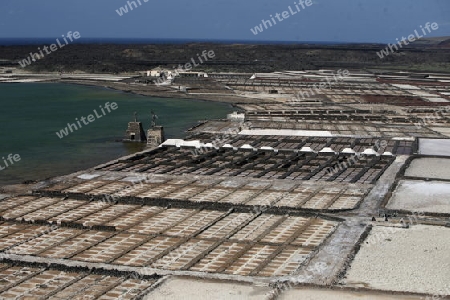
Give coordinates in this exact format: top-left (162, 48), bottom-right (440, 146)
top-left (386, 180), bottom-right (450, 214)
top-left (344, 225), bottom-right (450, 296)
top-left (418, 139), bottom-right (450, 157)
top-left (405, 158), bottom-right (450, 180)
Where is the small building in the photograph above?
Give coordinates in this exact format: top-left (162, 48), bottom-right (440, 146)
top-left (147, 126), bottom-right (165, 147)
top-left (227, 112), bottom-right (245, 122)
top-left (178, 72), bottom-right (208, 78)
top-left (123, 113), bottom-right (147, 143)
top-left (150, 70), bottom-right (161, 77)
top-left (147, 111), bottom-right (165, 147)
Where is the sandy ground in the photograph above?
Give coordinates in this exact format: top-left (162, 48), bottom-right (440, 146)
top-left (430, 127), bottom-right (450, 138)
top-left (1, 78), bottom-right (49, 83)
top-left (344, 225), bottom-right (450, 296)
top-left (146, 278), bottom-right (429, 300)
top-left (419, 139), bottom-right (450, 156)
top-left (145, 277), bottom-right (272, 300)
top-left (405, 158), bottom-right (450, 180)
top-left (386, 180), bottom-right (450, 213)
top-left (279, 287), bottom-right (424, 300)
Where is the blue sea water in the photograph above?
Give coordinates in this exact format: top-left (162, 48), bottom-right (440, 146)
top-left (0, 83), bottom-right (233, 185)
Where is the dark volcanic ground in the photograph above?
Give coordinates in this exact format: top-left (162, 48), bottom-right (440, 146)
top-left (1, 39), bottom-right (450, 73)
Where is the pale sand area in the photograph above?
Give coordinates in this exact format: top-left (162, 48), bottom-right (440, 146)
top-left (344, 225), bottom-right (450, 296)
top-left (146, 277), bottom-right (427, 300)
top-left (419, 138), bottom-right (450, 156)
top-left (279, 287), bottom-right (424, 300)
top-left (405, 157), bottom-right (450, 180)
top-left (0, 78), bottom-right (49, 83)
top-left (145, 278), bottom-right (272, 300)
top-left (386, 180), bottom-right (450, 213)
top-left (429, 127), bottom-right (450, 138)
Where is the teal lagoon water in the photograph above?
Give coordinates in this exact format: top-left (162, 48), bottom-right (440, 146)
top-left (0, 83), bottom-right (233, 185)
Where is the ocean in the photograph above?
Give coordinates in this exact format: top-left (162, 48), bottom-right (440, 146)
top-left (0, 83), bottom-right (233, 185)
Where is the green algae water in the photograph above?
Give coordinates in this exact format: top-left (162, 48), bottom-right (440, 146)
top-left (0, 83), bottom-right (233, 185)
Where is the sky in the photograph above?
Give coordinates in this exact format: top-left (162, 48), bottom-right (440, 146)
top-left (0, 0), bottom-right (449, 43)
